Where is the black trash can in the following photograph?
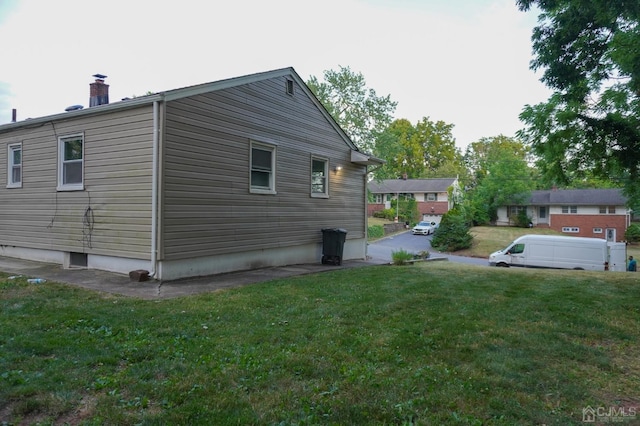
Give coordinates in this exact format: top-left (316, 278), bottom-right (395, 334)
top-left (321, 228), bottom-right (348, 265)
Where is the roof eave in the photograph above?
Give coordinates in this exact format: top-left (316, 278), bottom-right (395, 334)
top-left (0, 94), bottom-right (163, 134)
top-left (351, 150), bottom-right (385, 166)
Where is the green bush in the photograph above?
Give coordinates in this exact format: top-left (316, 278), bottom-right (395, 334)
top-left (391, 198), bottom-right (420, 224)
top-left (431, 208), bottom-right (473, 252)
top-left (514, 209), bottom-right (532, 228)
top-left (373, 209), bottom-right (396, 221)
top-left (368, 225), bottom-right (384, 239)
top-left (392, 249), bottom-right (414, 265)
top-left (625, 223), bottom-right (640, 242)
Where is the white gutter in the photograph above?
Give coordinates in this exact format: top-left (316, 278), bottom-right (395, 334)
top-left (149, 99), bottom-right (161, 278)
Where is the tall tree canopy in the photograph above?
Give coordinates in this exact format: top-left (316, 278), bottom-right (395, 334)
top-left (307, 66), bottom-right (397, 154)
top-left (373, 117), bottom-right (466, 180)
top-left (516, 0), bottom-right (640, 208)
top-left (465, 136), bottom-right (536, 224)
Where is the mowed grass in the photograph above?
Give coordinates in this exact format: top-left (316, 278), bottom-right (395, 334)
top-left (2, 263), bottom-right (640, 425)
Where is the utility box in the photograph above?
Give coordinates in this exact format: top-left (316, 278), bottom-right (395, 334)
top-left (321, 228), bottom-right (347, 265)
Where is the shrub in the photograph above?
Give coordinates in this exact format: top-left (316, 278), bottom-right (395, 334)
top-left (391, 249), bottom-right (414, 265)
top-left (367, 225), bottom-right (384, 239)
top-left (431, 208), bottom-right (473, 252)
top-left (625, 223), bottom-right (640, 242)
top-left (373, 209), bottom-right (396, 221)
top-left (514, 209), bottom-right (532, 228)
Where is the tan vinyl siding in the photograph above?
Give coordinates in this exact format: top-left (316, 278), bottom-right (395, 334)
top-left (162, 76), bottom-right (366, 260)
top-left (0, 106), bottom-right (154, 259)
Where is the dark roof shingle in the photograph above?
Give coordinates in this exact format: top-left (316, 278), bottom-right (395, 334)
top-left (528, 188), bottom-right (626, 205)
top-left (368, 178), bottom-right (457, 193)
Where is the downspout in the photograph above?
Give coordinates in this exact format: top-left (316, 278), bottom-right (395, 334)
top-left (149, 99), bottom-right (161, 278)
top-left (364, 168), bottom-right (369, 260)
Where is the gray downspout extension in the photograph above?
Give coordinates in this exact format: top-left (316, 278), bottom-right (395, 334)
top-left (149, 99), bottom-right (161, 278)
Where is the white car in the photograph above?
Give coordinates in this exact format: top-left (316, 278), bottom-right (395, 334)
top-left (411, 221), bottom-right (435, 235)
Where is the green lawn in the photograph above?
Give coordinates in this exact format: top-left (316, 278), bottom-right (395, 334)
top-left (2, 263), bottom-right (639, 425)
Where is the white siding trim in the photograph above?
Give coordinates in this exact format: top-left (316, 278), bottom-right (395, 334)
top-left (310, 155), bottom-right (329, 198)
top-left (57, 133), bottom-right (85, 191)
top-left (249, 140), bottom-right (277, 195)
top-left (7, 142), bottom-right (22, 188)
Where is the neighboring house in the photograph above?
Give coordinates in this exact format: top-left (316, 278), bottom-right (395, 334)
top-left (0, 68), bottom-right (382, 280)
top-left (496, 188), bottom-right (630, 242)
top-left (367, 177), bottom-right (460, 222)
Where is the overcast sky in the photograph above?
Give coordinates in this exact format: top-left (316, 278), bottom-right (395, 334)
top-left (0, 0), bottom-right (551, 150)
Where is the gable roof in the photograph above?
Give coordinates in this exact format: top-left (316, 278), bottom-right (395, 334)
top-left (528, 188), bottom-right (627, 206)
top-left (0, 67), bottom-right (383, 165)
top-left (368, 178), bottom-right (457, 194)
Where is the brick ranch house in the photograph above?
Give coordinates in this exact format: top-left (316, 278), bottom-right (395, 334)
top-left (367, 177), bottom-right (460, 222)
top-left (496, 188), bottom-right (631, 242)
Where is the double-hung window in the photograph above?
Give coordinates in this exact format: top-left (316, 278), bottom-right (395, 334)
top-left (311, 157), bottom-right (328, 197)
top-left (250, 141), bottom-right (276, 194)
top-left (58, 134), bottom-right (84, 191)
top-left (7, 143), bottom-right (22, 188)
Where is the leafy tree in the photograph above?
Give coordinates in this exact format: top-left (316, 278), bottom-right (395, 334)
top-left (464, 136), bottom-right (536, 224)
top-left (430, 207), bottom-right (473, 252)
top-left (307, 66), bottom-right (397, 154)
top-left (625, 223), bottom-right (640, 243)
top-left (373, 117), bottom-right (466, 180)
top-left (390, 196), bottom-right (420, 224)
top-left (516, 0), bottom-right (640, 210)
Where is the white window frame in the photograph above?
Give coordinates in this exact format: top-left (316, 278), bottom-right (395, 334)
top-left (7, 143), bottom-right (22, 188)
top-left (310, 156), bottom-right (329, 198)
top-left (561, 205), bottom-right (578, 214)
top-left (426, 193), bottom-right (437, 201)
top-left (562, 227), bottom-right (580, 233)
top-left (593, 228), bottom-right (603, 234)
top-left (250, 140), bottom-right (276, 195)
top-left (57, 134), bottom-right (84, 191)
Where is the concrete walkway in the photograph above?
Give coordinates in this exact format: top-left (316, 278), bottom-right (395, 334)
top-left (0, 256), bottom-right (388, 300)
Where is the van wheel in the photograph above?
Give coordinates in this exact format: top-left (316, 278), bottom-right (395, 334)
top-left (573, 267), bottom-right (584, 270)
top-left (497, 263), bottom-right (509, 267)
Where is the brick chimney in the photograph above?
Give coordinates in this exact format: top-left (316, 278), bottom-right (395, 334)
top-left (89, 74), bottom-right (109, 107)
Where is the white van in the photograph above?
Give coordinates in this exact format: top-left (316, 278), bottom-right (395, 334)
top-left (488, 235), bottom-right (622, 271)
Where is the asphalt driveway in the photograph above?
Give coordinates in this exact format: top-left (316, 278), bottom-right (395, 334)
top-left (368, 231), bottom-right (488, 267)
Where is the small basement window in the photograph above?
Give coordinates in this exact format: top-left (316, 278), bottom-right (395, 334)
top-left (69, 252), bottom-right (88, 268)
